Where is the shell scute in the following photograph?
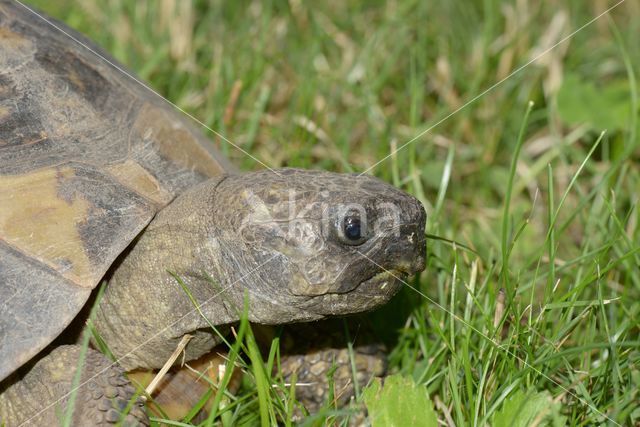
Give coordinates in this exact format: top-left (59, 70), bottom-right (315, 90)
top-left (0, 0), bottom-right (233, 381)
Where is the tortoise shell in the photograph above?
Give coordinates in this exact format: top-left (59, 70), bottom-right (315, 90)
top-left (0, 1), bottom-right (234, 381)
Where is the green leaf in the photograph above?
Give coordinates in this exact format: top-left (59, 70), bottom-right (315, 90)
top-left (557, 73), bottom-right (634, 131)
top-left (491, 389), bottom-right (565, 427)
top-left (363, 374), bottom-right (438, 427)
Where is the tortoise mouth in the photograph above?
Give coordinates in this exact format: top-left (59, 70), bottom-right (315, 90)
top-left (305, 269), bottom-right (405, 317)
top-left (358, 269), bottom-right (405, 296)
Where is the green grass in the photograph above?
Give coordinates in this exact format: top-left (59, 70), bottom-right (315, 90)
top-left (24, 0), bottom-right (640, 425)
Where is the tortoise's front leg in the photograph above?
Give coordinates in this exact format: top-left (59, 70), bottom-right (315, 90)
top-left (0, 345), bottom-right (148, 426)
top-left (266, 319), bottom-right (387, 416)
top-left (280, 340), bottom-right (386, 413)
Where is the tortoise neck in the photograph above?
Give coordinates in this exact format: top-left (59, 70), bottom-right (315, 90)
top-left (92, 177), bottom-right (235, 370)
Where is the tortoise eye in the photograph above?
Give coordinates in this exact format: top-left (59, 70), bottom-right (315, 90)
top-left (344, 217), bottom-right (361, 240)
top-left (338, 214), bottom-right (368, 246)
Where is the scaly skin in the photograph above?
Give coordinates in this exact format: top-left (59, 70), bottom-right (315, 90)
top-left (93, 169), bottom-right (426, 372)
top-left (0, 169), bottom-right (425, 424)
top-left (0, 346), bottom-right (148, 426)
top-left (128, 320), bottom-right (388, 422)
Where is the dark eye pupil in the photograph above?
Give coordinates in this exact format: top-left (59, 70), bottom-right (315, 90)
top-left (344, 217), bottom-right (361, 240)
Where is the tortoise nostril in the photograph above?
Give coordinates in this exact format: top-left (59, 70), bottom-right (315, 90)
top-left (404, 227), bottom-right (426, 275)
top-left (409, 252), bottom-right (426, 274)
top-left (396, 253), bottom-right (425, 276)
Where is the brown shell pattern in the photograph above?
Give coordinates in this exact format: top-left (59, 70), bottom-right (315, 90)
top-left (0, 0), bottom-right (234, 381)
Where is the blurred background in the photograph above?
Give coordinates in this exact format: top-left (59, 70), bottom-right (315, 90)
top-left (25, 0), bottom-right (638, 253)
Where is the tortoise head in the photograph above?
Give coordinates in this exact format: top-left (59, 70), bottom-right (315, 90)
top-left (210, 168), bottom-right (426, 322)
top-left (94, 168), bottom-right (426, 370)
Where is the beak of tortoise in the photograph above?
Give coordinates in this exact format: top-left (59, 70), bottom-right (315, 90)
top-left (392, 222), bottom-right (427, 275)
top-left (347, 222), bottom-right (427, 293)
top-left (318, 229), bottom-right (427, 316)
top-left (395, 228), bottom-right (427, 275)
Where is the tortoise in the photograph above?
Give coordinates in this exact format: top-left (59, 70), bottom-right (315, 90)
top-left (0, 1), bottom-right (426, 425)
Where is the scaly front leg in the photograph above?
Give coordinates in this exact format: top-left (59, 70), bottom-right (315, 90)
top-left (0, 345), bottom-right (148, 426)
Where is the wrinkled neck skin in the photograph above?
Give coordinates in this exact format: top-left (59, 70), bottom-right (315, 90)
top-left (93, 169), bottom-right (426, 371)
top-left (93, 176), bottom-right (308, 371)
